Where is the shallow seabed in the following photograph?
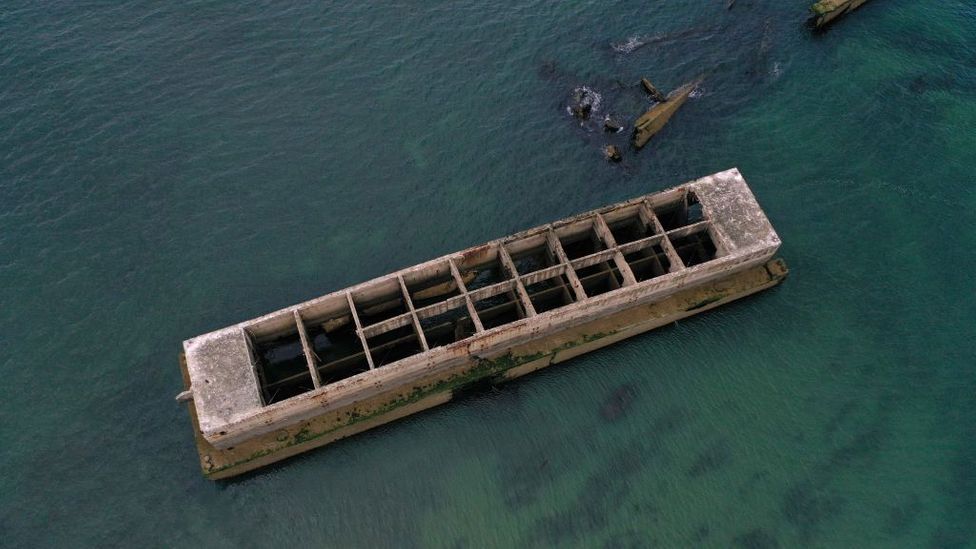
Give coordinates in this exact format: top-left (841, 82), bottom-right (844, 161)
top-left (1, 0), bottom-right (974, 547)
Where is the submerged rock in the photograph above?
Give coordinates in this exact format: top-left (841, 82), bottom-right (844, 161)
top-left (810, 0), bottom-right (871, 29)
top-left (632, 79), bottom-right (701, 149)
top-left (569, 86), bottom-right (601, 120)
top-left (640, 78), bottom-right (668, 102)
top-left (572, 103), bottom-right (592, 119)
top-left (603, 145), bottom-right (622, 162)
top-left (603, 116), bottom-right (624, 133)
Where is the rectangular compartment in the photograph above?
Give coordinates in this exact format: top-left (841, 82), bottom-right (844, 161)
top-left (456, 246), bottom-right (513, 291)
top-left (623, 243), bottom-right (672, 282)
top-left (556, 219), bottom-right (608, 260)
top-left (473, 290), bottom-right (526, 330)
top-left (654, 191), bottom-right (705, 231)
top-left (297, 297), bottom-right (372, 388)
top-left (246, 315), bottom-right (315, 405)
top-left (524, 274), bottom-right (577, 314)
top-left (418, 304), bottom-right (477, 349)
top-left (576, 261), bottom-right (624, 297)
top-left (403, 262), bottom-right (464, 309)
top-left (352, 279), bottom-right (408, 326)
top-left (669, 228), bottom-right (718, 267)
top-left (605, 209), bottom-right (656, 244)
top-left (366, 324), bottom-right (423, 368)
top-left (506, 237), bottom-right (557, 276)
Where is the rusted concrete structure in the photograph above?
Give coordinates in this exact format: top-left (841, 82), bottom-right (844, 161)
top-left (179, 168), bottom-right (785, 479)
top-left (810, 0), bottom-right (871, 29)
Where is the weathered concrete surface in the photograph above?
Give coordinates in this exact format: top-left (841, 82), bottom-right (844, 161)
top-left (182, 168), bottom-right (781, 453)
top-left (183, 258), bottom-right (788, 479)
top-left (640, 78), bottom-right (667, 102)
top-left (810, 0), bottom-right (870, 28)
top-left (632, 80), bottom-right (699, 149)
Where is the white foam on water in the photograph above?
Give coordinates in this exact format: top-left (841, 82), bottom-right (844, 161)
top-left (566, 85), bottom-right (603, 116)
top-left (611, 36), bottom-right (646, 54)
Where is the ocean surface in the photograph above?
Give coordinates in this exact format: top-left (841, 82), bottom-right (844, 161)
top-left (2, 1), bottom-right (974, 547)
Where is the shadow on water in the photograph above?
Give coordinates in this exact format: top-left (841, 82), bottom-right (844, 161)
top-left (781, 480), bottom-right (846, 543)
top-left (523, 405), bottom-right (691, 544)
top-left (733, 528), bottom-right (781, 549)
top-left (687, 439), bottom-right (733, 478)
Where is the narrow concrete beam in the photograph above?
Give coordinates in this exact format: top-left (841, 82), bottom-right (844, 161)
top-left (666, 220), bottom-right (711, 240)
top-left (570, 249), bottom-right (618, 271)
top-left (520, 264), bottom-right (567, 287)
top-left (545, 228), bottom-right (588, 302)
top-left (361, 313), bottom-right (412, 339)
top-left (467, 279), bottom-right (517, 303)
top-left (448, 257), bottom-right (484, 333)
top-left (293, 310), bottom-right (321, 388)
top-left (345, 292), bottom-right (375, 369)
top-left (398, 275), bottom-right (429, 352)
top-left (498, 245), bottom-right (537, 317)
top-left (643, 199), bottom-right (685, 272)
top-left (594, 214), bottom-right (638, 286)
top-left (617, 234), bottom-right (665, 256)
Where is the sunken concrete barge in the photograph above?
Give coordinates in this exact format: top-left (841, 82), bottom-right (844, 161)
top-left (179, 168), bottom-right (786, 479)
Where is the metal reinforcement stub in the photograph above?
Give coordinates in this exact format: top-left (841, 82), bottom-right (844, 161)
top-left (178, 168), bottom-right (787, 479)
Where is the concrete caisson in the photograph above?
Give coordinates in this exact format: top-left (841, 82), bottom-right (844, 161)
top-left (179, 168), bottom-right (787, 479)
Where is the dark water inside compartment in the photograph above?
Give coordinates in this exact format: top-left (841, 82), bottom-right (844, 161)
top-left (408, 273), bottom-right (462, 309)
top-left (510, 245), bottom-right (556, 275)
top-left (656, 192), bottom-right (704, 231)
top-left (354, 295), bottom-right (408, 327)
top-left (462, 262), bottom-right (510, 291)
top-left (608, 216), bottom-right (654, 244)
top-left (671, 230), bottom-right (718, 267)
top-left (3, 0), bottom-right (976, 547)
top-left (560, 228), bottom-right (607, 259)
top-left (367, 325), bottom-right (423, 367)
top-left (625, 245), bottom-right (671, 281)
top-left (420, 307), bottom-right (476, 348)
top-left (306, 324), bottom-right (370, 385)
top-left (578, 263), bottom-right (624, 297)
top-left (255, 334), bottom-right (314, 404)
top-left (475, 293), bottom-right (525, 329)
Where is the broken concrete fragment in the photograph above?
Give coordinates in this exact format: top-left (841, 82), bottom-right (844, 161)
top-left (603, 145), bottom-right (622, 162)
top-left (810, 0), bottom-right (870, 29)
top-left (640, 78), bottom-right (668, 102)
top-left (604, 116), bottom-right (624, 133)
top-left (632, 80), bottom-right (700, 149)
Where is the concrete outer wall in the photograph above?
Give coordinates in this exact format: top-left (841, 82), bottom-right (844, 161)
top-left (185, 259), bottom-right (788, 479)
top-left (183, 168), bottom-right (780, 449)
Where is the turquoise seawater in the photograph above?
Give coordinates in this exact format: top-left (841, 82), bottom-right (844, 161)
top-left (2, 1), bottom-right (974, 546)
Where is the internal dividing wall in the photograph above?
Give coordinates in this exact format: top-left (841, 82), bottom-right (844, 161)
top-left (244, 190), bottom-right (722, 405)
